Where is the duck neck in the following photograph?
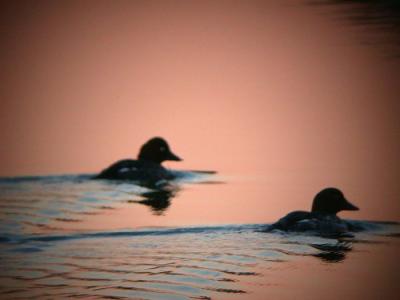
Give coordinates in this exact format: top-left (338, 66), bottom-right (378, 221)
top-left (137, 155), bottom-right (163, 165)
top-left (311, 211), bottom-right (340, 220)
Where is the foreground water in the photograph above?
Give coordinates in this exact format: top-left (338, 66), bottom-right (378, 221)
top-left (0, 174), bottom-right (399, 300)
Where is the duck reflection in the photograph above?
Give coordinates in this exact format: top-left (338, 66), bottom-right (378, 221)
top-left (313, 250), bottom-right (346, 263)
top-left (310, 240), bottom-right (353, 263)
top-left (129, 186), bottom-right (179, 215)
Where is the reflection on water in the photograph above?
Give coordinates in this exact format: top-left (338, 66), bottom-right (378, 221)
top-left (0, 223), bottom-right (399, 299)
top-left (127, 170), bottom-right (221, 215)
top-left (1, 4), bottom-right (399, 299)
top-left (310, 0), bottom-right (400, 55)
top-left (0, 171), bottom-right (219, 235)
top-left (131, 189), bottom-right (177, 215)
top-left (319, 0), bottom-right (400, 27)
top-left (0, 174), bottom-right (399, 299)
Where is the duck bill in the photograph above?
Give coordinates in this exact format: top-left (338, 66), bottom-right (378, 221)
top-left (343, 198), bottom-right (359, 211)
top-left (166, 151), bottom-right (182, 161)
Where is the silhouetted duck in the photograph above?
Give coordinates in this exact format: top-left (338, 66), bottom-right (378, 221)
top-left (269, 188), bottom-right (359, 235)
top-left (94, 137), bottom-right (182, 182)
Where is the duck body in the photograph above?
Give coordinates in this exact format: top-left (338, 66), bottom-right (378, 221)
top-left (269, 188), bottom-right (359, 235)
top-left (270, 211), bottom-right (350, 235)
top-left (94, 137), bottom-right (182, 183)
top-left (94, 159), bottom-right (175, 182)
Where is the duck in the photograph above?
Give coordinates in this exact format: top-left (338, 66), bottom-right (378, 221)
top-left (94, 137), bottom-right (182, 183)
top-left (269, 187), bottom-right (359, 235)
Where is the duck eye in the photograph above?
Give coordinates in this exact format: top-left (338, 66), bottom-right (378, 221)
top-left (159, 146), bottom-right (166, 152)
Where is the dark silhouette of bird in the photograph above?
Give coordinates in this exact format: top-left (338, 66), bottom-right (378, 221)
top-left (94, 137), bottom-right (182, 183)
top-left (269, 187), bottom-right (359, 235)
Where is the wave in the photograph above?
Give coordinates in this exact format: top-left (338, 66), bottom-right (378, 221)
top-left (0, 173), bottom-right (95, 183)
top-left (1, 220), bottom-right (398, 245)
top-left (2, 224), bottom-right (261, 244)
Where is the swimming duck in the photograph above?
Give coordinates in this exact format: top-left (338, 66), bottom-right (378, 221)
top-left (94, 137), bottom-right (182, 182)
top-left (269, 187), bottom-right (359, 235)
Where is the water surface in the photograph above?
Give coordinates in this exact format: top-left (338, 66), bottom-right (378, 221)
top-left (1, 0), bottom-right (400, 299)
top-left (0, 174), bottom-right (399, 299)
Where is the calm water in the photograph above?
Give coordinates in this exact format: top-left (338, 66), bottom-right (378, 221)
top-left (0, 174), bottom-right (399, 300)
top-left (1, 0), bottom-right (400, 299)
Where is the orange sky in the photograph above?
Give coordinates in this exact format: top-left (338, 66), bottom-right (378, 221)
top-left (1, 0), bottom-right (399, 221)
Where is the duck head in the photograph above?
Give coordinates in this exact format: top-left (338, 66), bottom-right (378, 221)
top-left (137, 137), bottom-right (182, 164)
top-left (311, 187), bottom-right (359, 215)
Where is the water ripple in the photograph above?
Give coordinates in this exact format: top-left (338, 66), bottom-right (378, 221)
top-left (1, 174), bottom-right (399, 299)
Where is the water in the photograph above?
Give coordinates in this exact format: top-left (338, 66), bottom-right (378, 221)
top-left (1, 0), bottom-right (400, 299)
top-left (0, 174), bottom-right (399, 300)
